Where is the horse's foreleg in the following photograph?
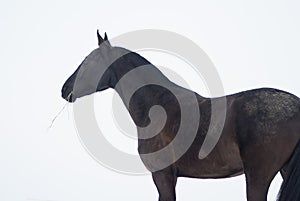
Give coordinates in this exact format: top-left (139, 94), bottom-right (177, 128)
top-left (152, 168), bottom-right (177, 201)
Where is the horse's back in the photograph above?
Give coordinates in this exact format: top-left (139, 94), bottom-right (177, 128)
top-left (234, 88), bottom-right (300, 121)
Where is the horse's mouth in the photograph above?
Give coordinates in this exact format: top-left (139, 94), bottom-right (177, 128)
top-left (66, 91), bottom-right (76, 103)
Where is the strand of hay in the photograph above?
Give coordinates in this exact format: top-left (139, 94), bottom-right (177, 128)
top-left (47, 103), bottom-right (69, 131)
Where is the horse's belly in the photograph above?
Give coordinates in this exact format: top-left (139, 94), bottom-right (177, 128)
top-left (177, 158), bottom-right (244, 179)
top-left (176, 139), bottom-right (244, 179)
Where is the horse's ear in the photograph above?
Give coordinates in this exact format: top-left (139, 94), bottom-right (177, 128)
top-left (104, 32), bottom-right (111, 46)
top-left (97, 29), bottom-right (104, 46)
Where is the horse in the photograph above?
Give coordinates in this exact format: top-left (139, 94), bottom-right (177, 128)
top-left (61, 30), bottom-right (300, 201)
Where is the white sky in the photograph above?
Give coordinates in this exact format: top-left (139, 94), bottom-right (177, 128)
top-left (1, 0), bottom-right (300, 200)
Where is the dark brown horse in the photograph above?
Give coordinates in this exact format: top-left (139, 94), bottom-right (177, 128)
top-left (62, 31), bottom-right (300, 201)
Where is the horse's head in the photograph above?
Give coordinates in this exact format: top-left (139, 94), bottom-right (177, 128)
top-left (61, 30), bottom-right (130, 102)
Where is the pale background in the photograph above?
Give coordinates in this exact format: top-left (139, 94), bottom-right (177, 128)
top-left (1, 0), bottom-right (300, 200)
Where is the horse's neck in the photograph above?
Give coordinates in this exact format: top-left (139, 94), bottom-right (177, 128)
top-left (114, 63), bottom-right (176, 109)
top-left (112, 57), bottom-right (201, 128)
